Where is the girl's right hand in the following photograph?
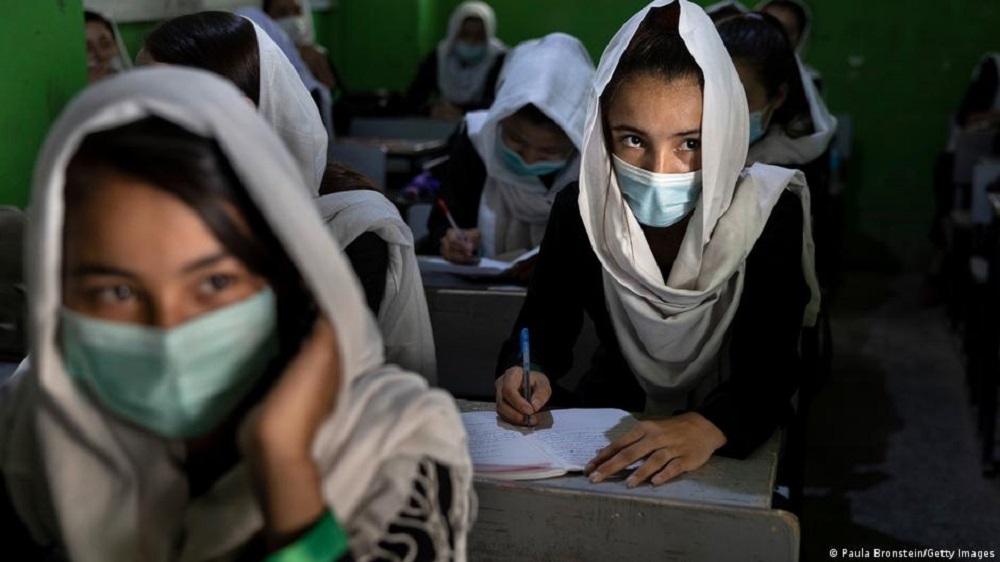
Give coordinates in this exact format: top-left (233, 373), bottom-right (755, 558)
top-left (495, 367), bottom-right (551, 426)
top-left (440, 228), bottom-right (481, 264)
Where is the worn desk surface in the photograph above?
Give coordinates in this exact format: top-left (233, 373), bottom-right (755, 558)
top-left (457, 400), bottom-right (799, 562)
top-left (335, 136), bottom-right (447, 157)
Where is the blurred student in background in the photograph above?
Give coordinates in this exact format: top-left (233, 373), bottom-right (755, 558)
top-left (406, 1), bottom-right (507, 118)
top-left (422, 33), bottom-right (594, 273)
top-left (84, 10), bottom-right (131, 83)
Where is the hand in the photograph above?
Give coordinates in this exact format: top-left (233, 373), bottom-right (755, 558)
top-left (431, 101), bottom-right (464, 119)
top-left (495, 366), bottom-right (551, 426)
top-left (584, 413), bottom-right (726, 487)
top-left (504, 254), bottom-right (540, 285)
top-left (240, 317), bottom-right (341, 548)
top-left (440, 228), bottom-right (481, 264)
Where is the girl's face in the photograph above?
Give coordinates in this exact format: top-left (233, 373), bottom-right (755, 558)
top-left (733, 59), bottom-right (788, 118)
top-left (606, 74), bottom-right (703, 174)
top-left (62, 171), bottom-right (268, 328)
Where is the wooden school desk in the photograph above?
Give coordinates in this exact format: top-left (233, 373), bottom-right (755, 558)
top-left (458, 400), bottom-right (800, 562)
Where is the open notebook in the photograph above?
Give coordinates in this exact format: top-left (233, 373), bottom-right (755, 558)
top-left (462, 408), bottom-right (638, 480)
top-left (417, 247), bottom-right (539, 278)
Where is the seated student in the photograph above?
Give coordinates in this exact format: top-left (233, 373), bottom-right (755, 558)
top-left (262, 0), bottom-right (337, 93)
top-left (317, 163), bottom-right (437, 381)
top-left (405, 1), bottom-right (507, 118)
top-left (422, 33), bottom-right (595, 266)
top-left (718, 12), bottom-right (836, 282)
top-left (493, 0), bottom-right (820, 486)
top-left (0, 67), bottom-right (472, 561)
top-left (755, 0), bottom-right (821, 89)
top-left (139, 11), bottom-right (328, 194)
top-left (237, 7), bottom-right (335, 134)
top-left (84, 10), bottom-right (131, 83)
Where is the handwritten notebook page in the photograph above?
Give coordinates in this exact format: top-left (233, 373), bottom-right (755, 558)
top-left (462, 409), bottom-right (638, 480)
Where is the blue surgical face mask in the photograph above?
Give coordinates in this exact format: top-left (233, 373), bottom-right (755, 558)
top-left (749, 106), bottom-right (771, 145)
top-left (499, 138), bottom-right (568, 177)
top-left (453, 41), bottom-right (487, 63)
top-left (612, 155), bottom-right (702, 228)
top-left (60, 288), bottom-right (280, 439)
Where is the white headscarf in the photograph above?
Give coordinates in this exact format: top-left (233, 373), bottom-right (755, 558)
top-left (0, 67), bottom-right (471, 561)
top-left (466, 32), bottom-right (595, 257)
top-left (578, 0), bottom-right (821, 415)
top-left (746, 55), bottom-right (837, 166)
top-left (316, 190), bottom-right (437, 382)
top-left (245, 19), bottom-right (328, 195)
top-left (238, 7), bottom-right (334, 139)
top-left (436, 1), bottom-right (507, 107)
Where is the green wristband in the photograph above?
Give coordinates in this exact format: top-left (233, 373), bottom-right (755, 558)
top-left (263, 512), bottom-right (349, 562)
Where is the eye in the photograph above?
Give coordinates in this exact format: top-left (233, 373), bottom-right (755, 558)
top-left (621, 135), bottom-right (643, 148)
top-left (91, 284), bottom-right (137, 305)
top-left (681, 138), bottom-right (701, 151)
top-left (199, 273), bottom-right (236, 295)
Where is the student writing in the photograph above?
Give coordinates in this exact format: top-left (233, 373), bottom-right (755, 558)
top-left (493, 0), bottom-right (820, 487)
top-left (422, 32), bottom-right (595, 267)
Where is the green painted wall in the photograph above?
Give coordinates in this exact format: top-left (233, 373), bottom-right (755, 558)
top-left (0, 0), bottom-right (88, 208)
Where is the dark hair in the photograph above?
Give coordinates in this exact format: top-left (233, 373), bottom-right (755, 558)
top-left (707, 5), bottom-right (746, 23)
top-left (602, 4), bottom-right (704, 117)
top-left (83, 10), bottom-right (114, 34)
top-left (717, 12), bottom-right (811, 137)
top-left (760, 0), bottom-right (808, 41)
top-left (513, 104), bottom-right (560, 130)
top-left (65, 117), bottom-right (315, 360)
top-left (143, 12), bottom-right (261, 106)
top-left (319, 162), bottom-right (384, 196)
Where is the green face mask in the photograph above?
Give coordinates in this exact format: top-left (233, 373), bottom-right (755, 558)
top-left (59, 288), bottom-right (280, 439)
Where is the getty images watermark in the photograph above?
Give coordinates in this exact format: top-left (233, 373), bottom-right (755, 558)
top-left (828, 548), bottom-right (996, 559)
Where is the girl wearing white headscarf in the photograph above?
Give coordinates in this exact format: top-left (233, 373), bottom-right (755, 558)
top-left (140, 12), bottom-right (436, 380)
top-left (756, 0), bottom-right (822, 88)
top-left (494, 0), bottom-right (819, 486)
top-left (405, 1), bottom-right (507, 117)
top-left (717, 12), bottom-right (836, 283)
top-left (140, 11), bottom-right (328, 195)
top-left (0, 66), bottom-right (472, 561)
top-left (423, 33), bottom-right (594, 263)
top-left (83, 9), bottom-right (132, 84)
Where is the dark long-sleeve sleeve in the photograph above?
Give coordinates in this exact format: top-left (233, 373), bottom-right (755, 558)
top-left (404, 52), bottom-right (439, 116)
top-left (494, 186), bottom-right (591, 381)
top-left (696, 191), bottom-right (809, 458)
top-left (495, 186), bottom-right (809, 458)
top-left (421, 129), bottom-right (488, 255)
top-left (343, 232), bottom-right (389, 315)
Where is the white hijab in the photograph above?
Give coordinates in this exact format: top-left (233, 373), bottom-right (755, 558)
top-left (436, 1), bottom-right (507, 107)
top-left (247, 18), bottom-right (328, 194)
top-left (467, 33), bottom-right (595, 257)
top-left (746, 54), bottom-right (837, 166)
top-left (239, 7), bottom-right (334, 140)
top-left (578, 0), bottom-right (821, 415)
top-left (316, 190), bottom-right (437, 382)
top-left (0, 67), bottom-right (471, 561)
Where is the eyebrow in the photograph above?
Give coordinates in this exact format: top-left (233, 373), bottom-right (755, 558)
top-left (67, 252), bottom-right (231, 278)
top-left (610, 124), bottom-right (701, 138)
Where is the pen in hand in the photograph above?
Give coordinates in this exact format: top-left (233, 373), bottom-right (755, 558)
top-left (436, 199), bottom-right (470, 247)
top-left (520, 328), bottom-right (532, 417)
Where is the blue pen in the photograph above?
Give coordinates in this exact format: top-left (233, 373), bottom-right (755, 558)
top-left (520, 328), bottom-right (532, 407)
